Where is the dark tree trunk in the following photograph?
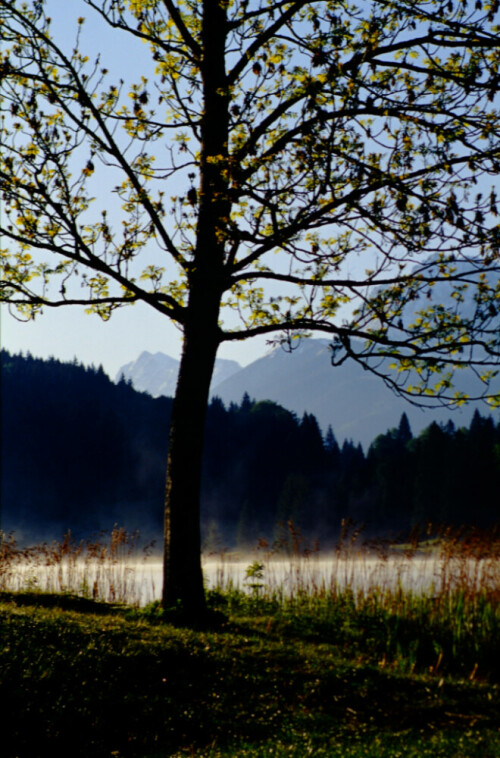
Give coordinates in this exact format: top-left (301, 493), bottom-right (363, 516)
top-left (162, 0), bottom-right (229, 619)
top-left (162, 311), bottom-right (220, 616)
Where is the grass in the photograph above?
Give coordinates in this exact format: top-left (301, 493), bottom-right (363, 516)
top-left (0, 523), bottom-right (499, 757)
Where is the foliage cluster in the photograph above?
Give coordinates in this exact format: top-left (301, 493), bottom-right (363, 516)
top-left (1, 350), bottom-right (499, 542)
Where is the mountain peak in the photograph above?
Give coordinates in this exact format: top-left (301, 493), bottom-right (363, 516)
top-left (116, 352), bottom-right (241, 398)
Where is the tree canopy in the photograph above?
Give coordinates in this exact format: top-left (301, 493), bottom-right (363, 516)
top-left (2, 0), bottom-right (500, 400)
top-left (2, 0), bottom-right (500, 614)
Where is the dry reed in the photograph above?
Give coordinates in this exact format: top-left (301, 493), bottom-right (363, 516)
top-left (1, 521), bottom-right (499, 613)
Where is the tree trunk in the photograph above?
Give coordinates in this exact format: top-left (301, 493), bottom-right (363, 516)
top-left (162, 310), bottom-right (220, 617)
top-left (162, 0), bottom-right (229, 619)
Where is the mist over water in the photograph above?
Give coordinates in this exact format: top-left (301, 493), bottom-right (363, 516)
top-left (1, 547), bottom-right (495, 607)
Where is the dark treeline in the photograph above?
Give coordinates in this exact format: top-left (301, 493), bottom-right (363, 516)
top-left (1, 350), bottom-right (499, 545)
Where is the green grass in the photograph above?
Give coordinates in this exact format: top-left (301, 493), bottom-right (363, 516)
top-left (1, 588), bottom-right (499, 758)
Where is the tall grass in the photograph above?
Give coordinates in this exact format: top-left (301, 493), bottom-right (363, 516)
top-left (205, 521), bottom-right (500, 681)
top-left (0, 526), bottom-right (157, 604)
top-left (1, 521), bottom-right (499, 606)
top-left (1, 521), bottom-right (499, 681)
top-left (207, 520), bottom-right (500, 600)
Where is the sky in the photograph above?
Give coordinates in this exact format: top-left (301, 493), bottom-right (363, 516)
top-left (0, 1), bottom-right (274, 377)
top-left (1, 302), bottom-right (272, 377)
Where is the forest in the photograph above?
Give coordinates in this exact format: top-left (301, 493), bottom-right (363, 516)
top-left (1, 349), bottom-right (499, 546)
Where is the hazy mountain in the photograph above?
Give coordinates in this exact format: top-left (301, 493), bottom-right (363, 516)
top-left (211, 267), bottom-right (500, 445)
top-left (116, 350), bottom-right (241, 398)
top-left (116, 351), bottom-right (180, 397)
top-left (211, 339), bottom-right (500, 446)
top-left (116, 339), bottom-right (499, 448)
top-left (115, 258), bottom-right (500, 446)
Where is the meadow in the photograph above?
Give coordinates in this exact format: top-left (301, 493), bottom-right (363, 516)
top-left (0, 523), bottom-right (499, 757)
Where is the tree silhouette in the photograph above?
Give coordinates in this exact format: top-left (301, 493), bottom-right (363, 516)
top-left (368, 413), bottom-right (414, 528)
top-left (2, 0), bottom-right (500, 617)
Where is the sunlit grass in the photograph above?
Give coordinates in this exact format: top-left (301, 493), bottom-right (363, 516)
top-left (1, 591), bottom-right (498, 758)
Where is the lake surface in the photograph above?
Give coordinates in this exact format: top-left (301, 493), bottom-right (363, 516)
top-left (1, 548), bottom-right (495, 605)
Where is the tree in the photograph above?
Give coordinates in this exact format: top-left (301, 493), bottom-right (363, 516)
top-left (396, 412), bottom-right (413, 446)
top-left (2, 0), bottom-right (500, 618)
top-left (367, 413), bottom-right (414, 528)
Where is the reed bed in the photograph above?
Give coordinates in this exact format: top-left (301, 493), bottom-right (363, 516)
top-left (206, 520), bottom-right (500, 601)
top-left (0, 527), bottom-right (157, 605)
top-left (203, 521), bottom-right (500, 681)
top-left (1, 522), bottom-right (499, 610)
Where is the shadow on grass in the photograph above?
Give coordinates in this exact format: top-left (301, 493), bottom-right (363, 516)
top-left (0, 595), bottom-right (498, 758)
top-left (0, 590), bottom-right (124, 615)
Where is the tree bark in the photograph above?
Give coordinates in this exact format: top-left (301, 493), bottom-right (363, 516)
top-left (162, 307), bottom-right (220, 617)
top-left (162, 0), bottom-right (229, 618)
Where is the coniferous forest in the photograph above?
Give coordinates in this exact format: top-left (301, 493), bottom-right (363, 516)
top-left (1, 349), bottom-right (499, 545)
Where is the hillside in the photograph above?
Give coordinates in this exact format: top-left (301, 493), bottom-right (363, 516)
top-left (2, 350), bottom-right (499, 544)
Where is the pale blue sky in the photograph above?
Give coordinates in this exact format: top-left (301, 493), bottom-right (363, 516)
top-left (1, 299), bottom-right (273, 377)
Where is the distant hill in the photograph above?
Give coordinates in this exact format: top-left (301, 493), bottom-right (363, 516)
top-left (117, 338), bottom-right (499, 447)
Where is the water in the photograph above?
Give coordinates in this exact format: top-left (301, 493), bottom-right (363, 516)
top-left (1, 549), bottom-right (495, 605)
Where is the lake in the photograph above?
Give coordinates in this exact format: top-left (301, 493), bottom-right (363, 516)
top-left (1, 545), bottom-right (496, 605)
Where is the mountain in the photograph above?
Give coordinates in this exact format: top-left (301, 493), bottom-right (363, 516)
top-left (116, 350), bottom-right (241, 398)
top-left (115, 258), bottom-right (500, 446)
top-left (116, 339), bottom-right (499, 448)
top-left (211, 339), bottom-right (499, 446)
top-left (116, 351), bottom-right (180, 397)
